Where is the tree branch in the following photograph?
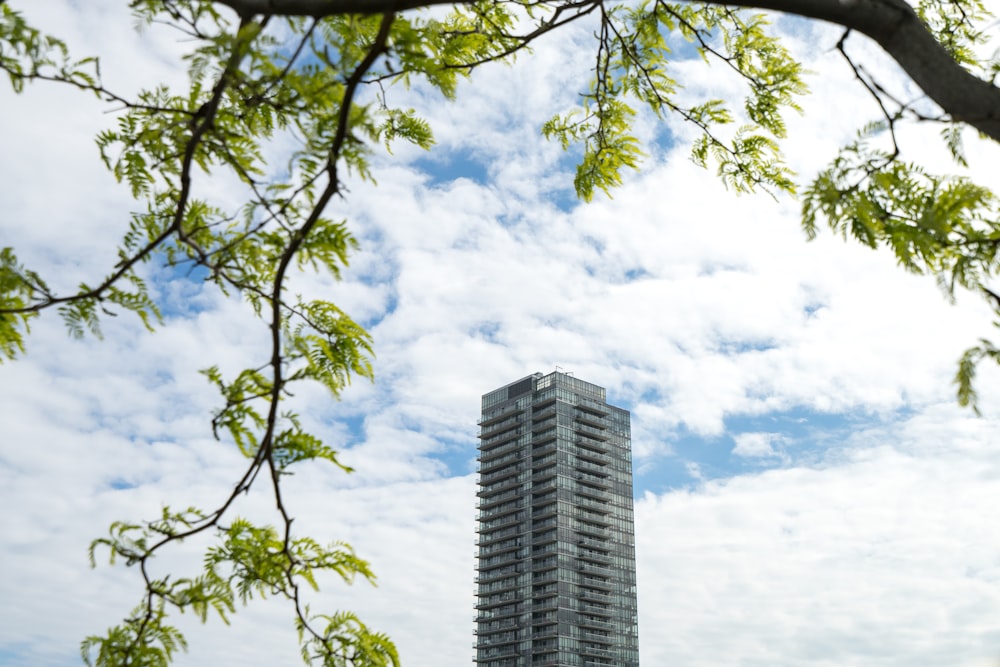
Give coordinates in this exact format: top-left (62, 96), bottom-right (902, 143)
top-left (690, 0), bottom-right (1000, 143)
top-left (211, 0), bottom-right (1000, 144)
top-left (213, 0), bottom-right (455, 17)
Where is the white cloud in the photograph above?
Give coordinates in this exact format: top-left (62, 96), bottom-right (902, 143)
top-left (732, 432), bottom-right (781, 458)
top-left (636, 405), bottom-right (1000, 666)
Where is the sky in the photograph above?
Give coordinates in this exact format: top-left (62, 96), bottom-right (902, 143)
top-left (3, 2), bottom-right (1000, 666)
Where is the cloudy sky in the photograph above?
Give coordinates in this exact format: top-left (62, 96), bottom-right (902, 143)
top-left (3, 2), bottom-right (1000, 666)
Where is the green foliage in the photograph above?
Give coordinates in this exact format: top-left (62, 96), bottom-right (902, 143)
top-left (0, 3), bottom-right (98, 93)
top-left (802, 125), bottom-right (1000, 409)
top-left (298, 611), bottom-right (400, 667)
top-left (4, 0), bottom-right (1000, 664)
top-left (0, 248), bottom-right (40, 360)
top-left (913, 0), bottom-right (993, 67)
top-left (541, 1), bottom-right (806, 200)
top-left (3, 2), bottom-right (402, 663)
top-left (81, 604), bottom-right (189, 667)
top-left (84, 510), bottom-right (383, 665)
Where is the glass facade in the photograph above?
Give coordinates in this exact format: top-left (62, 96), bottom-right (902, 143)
top-left (475, 372), bottom-right (640, 667)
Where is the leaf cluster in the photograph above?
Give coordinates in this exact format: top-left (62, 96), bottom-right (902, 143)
top-left (83, 510), bottom-right (389, 667)
top-left (544, 1), bottom-right (806, 200)
top-left (803, 124), bottom-right (1000, 409)
top-left (2, 2), bottom-right (413, 664)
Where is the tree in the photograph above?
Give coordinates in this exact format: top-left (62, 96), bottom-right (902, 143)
top-left (0, 0), bottom-right (997, 664)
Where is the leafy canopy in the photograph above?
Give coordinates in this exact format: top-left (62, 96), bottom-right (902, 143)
top-left (1, 0), bottom-right (999, 664)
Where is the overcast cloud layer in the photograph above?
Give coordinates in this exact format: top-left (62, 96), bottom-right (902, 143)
top-left (3, 2), bottom-right (1000, 666)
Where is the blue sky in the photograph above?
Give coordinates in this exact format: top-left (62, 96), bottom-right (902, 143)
top-left (3, 2), bottom-right (1000, 667)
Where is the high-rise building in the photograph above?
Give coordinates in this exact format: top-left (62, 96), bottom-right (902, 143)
top-left (474, 371), bottom-right (640, 667)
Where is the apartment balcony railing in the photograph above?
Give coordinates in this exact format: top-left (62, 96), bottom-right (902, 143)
top-left (480, 417), bottom-right (522, 439)
top-left (574, 495), bottom-right (612, 511)
top-left (574, 484), bottom-right (610, 501)
top-left (577, 547), bottom-right (612, 563)
top-left (531, 441), bottom-right (557, 457)
top-left (579, 603), bottom-right (612, 617)
top-left (575, 471), bottom-right (610, 488)
top-left (477, 488), bottom-right (522, 509)
top-left (479, 438), bottom-right (524, 461)
top-left (479, 464), bottom-right (524, 486)
top-left (574, 413), bottom-right (607, 430)
top-left (477, 514), bottom-right (524, 533)
top-left (531, 407), bottom-right (557, 423)
top-left (576, 398), bottom-right (610, 417)
top-left (477, 501), bottom-right (524, 522)
top-left (575, 447), bottom-right (612, 464)
top-left (578, 576), bottom-right (613, 591)
top-left (578, 561), bottom-right (614, 577)
top-left (578, 588), bottom-right (612, 602)
top-left (478, 408), bottom-right (524, 429)
top-left (578, 616), bottom-right (613, 630)
top-left (574, 459), bottom-right (610, 477)
top-left (575, 522), bottom-right (610, 538)
top-left (532, 516), bottom-right (558, 530)
top-left (573, 509), bottom-right (611, 525)
top-left (574, 423), bottom-right (609, 440)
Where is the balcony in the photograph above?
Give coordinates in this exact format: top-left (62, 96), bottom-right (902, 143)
top-left (577, 547), bottom-right (612, 563)
top-left (532, 395), bottom-right (557, 409)
top-left (479, 438), bottom-right (524, 461)
top-left (532, 532), bottom-right (558, 547)
top-left (574, 509), bottom-right (610, 525)
top-left (574, 423), bottom-right (608, 441)
top-left (574, 484), bottom-right (610, 501)
top-left (477, 515), bottom-right (523, 533)
top-left (531, 657), bottom-right (560, 667)
top-left (576, 521), bottom-right (610, 538)
top-left (477, 578), bottom-right (521, 595)
top-left (479, 464), bottom-right (524, 484)
top-left (576, 400), bottom-right (610, 418)
top-left (574, 495), bottom-right (611, 511)
top-left (575, 447), bottom-right (612, 464)
top-left (475, 566), bottom-right (521, 584)
top-left (478, 408), bottom-right (524, 429)
top-left (579, 603), bottom-right (612, 617)
top-left (530, 596), bottom-right (559, 611)
top-left (533, 430), bottom-right (557, 445)
top-left (578, 616), bottom-right (613, 630)
top-left (574, 460), bottom-right (610, 477)
top-left (531, 569), bottom-right (558, 585)
top-left (531, 503), bottom-right (558, 520)
top-left (479, 421), bottom-right (522, 442)
top-left (578, 588), bottom-right (612, 602)
top-left (531, 407), bottom-right (557, 423)
top-left (531, 478), bottom-right (559, 494)
top-left (477, 489), bottom-right (522, 509)
top-left (575, 471), bottom-right (610, 488)
top-left (578, 561), bottom-right (613, 577)
top-left (474, 606), bottom-right (523, 623)
top-left (574, 413), bottom-right (607, 430)
top-left (478, 476), bottom-right (522, 498)
top-left (476, 592), bottom-right (522, 609)
top-left (477, 502), bottom-right (524, 522)
top-left (582, 631), bottom-right (614, 645)
top-left (531, 441), bottom-right (557, 457)
top-left (533, 467), bottom-right (557, 482)
top-left (578, 575), bottom-right (613, 591)
top-left (530, 626), bottom-right (558, 639)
